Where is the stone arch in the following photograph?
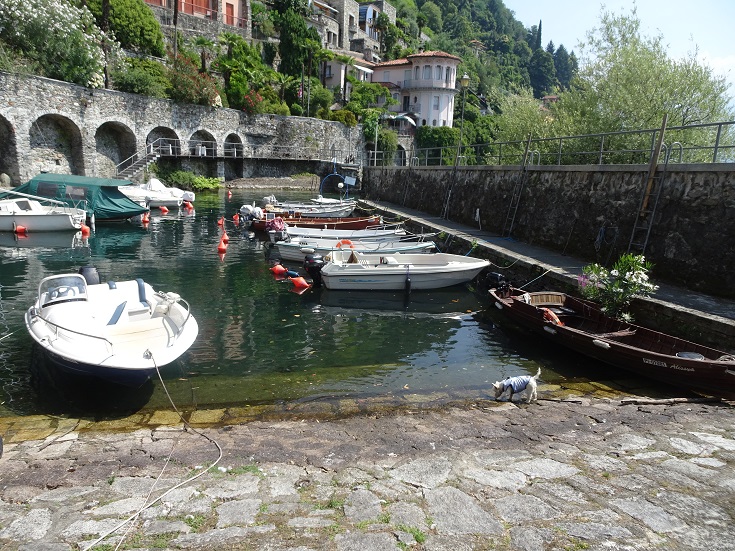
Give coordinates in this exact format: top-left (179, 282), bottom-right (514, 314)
top-left (186, 129), bottom-right (217, 178)
top-left (0, 114), bottom-right (20, 186)
top-left (29, 114), bottom-right (84, 176)
top-left (95, 121), bottom-right (137, 179)
top-left (188, 129), bottom-right (217, 157)
top-left (147, 126), bottom-right (181, 157)
top-left (223, 132), bottom-right (244, 180)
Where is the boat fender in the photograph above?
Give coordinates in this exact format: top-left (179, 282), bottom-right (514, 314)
top-left (289, 276), bottom-right (310, 289)
top-left (404, 276), bottom-right (411, 296)
top-left (541, 308), bottom-right (564, 326)
top-left (336, 239), bottom-right (354, 249)
top-left (135, 278), bottom-right (148, 306)
top-left (592, 339), bottom-right (611, 350)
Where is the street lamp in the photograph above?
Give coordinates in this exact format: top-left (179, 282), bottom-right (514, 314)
top-left (455, 73), bottom-right (470, 167)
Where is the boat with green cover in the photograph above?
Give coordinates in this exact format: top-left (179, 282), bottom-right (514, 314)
top-left (13, 174), bottom-right (148, 223)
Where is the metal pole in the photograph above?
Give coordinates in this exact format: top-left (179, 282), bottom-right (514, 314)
top-left (454, 74), bottom-right (470, 167)
top-left (374, 119), bottom-right (378, 166)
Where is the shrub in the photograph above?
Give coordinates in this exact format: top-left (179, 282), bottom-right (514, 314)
top-left (330, 109), bottom-right (357, 127)
top-left (289, 103), bottom-right (303, 116)
top-left (156, 169), bottom-right (221, 192)
top-left (241, 89), bottom-right (263, 115)
top-left (578, 253), bottom-right (658, 321)
top-left (261, 99), bottom-right (290, 116)
top-left (112, 58), bottom-right (169, 97)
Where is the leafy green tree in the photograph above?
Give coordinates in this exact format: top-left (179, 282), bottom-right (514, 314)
top-left (567, 6), bottom-right (734, 134)
top-left (191, 36), bottom-right (215, 72)
top-left (252, 2), bottom-right (275, 38)
top-left (86, 0), bottom-right (165, 57)
top-left (553, 44), bottom-right (576, 89)
top-left (0, 0), bottom-right (115, 87)
top-left (167, 53), bottom-right (221, 106)
top-left (528, 48), bottom-right (556, 98)
top-left (273, 0), bottom-right (308, 16)
top-left (277, 9), bottom-right (320, 76)
top-left (420, 1), bottom-right (442, 33)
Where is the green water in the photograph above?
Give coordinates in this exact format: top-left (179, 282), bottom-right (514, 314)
top-left (0, 188), bottom-right (625, 419)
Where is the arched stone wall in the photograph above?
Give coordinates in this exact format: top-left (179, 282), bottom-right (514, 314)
top-left (95, 121), bottom-right (137, 178)
top-left (29, 114), bottom-right (84, 176)
top-left (0, 115), bottom-right (19, 184)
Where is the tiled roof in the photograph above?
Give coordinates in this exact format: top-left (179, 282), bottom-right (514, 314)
top-left (372, 50), bottom-right (460, 69)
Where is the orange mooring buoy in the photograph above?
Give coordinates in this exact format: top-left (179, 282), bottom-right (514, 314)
top-left (289, 276), bottom-right (310, 289)
top-left (142, 211), bottom-right (150, 224)
top-left (270, 264), bottom-right (287, 275)
top-left (80, 223), bottom-right (90, 236)
top-left (217, 240), bottom-right (228, 253)
top-left (160, 205), bottom-right (169, 214)
top-left (233, 213), bottom-right (240, 224)
top-left (14, 224), bottom-right (27, 234)
top-left (221, 231), bottom-right (229, 244)
top-left (217, 216), bottom-right (224, 226)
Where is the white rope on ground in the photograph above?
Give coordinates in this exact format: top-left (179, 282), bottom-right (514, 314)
top-left (82, 353), bottom-right (223, 551)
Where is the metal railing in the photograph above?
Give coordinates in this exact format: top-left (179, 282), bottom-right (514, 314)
top-left (393, 120), bottom-right (735, 167)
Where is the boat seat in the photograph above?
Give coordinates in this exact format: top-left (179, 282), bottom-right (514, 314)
top-left (528, 293), bottom-right (566, 307)
top-left (107, 301), bottom-right (127, 325)
top-left (596, 328), bottom-right (636, 339)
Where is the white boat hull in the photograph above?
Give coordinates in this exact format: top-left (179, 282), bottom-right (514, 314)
top-left (0, 198), bottom-right (85, 232)
top-left (276, 239), bottom-right (435, 262)
top-left (25, 273), bottom-right (198, 386)
top-left (319, 251), bottom-right (490, 291)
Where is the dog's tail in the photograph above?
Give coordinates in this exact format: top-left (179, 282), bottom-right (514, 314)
top-left (532, 367), bottom-right (541, 380)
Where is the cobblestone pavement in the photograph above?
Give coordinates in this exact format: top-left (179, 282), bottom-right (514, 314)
top-left (1, 393), bottom-right (734, 551)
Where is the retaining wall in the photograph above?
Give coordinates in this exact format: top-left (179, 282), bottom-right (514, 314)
top-left (363, 165), bottom-right (735, 298)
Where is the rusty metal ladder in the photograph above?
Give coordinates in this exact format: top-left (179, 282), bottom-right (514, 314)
top-left (501, 135), bottom-right (533, 238)
top-left (627, 115), bottom-right (669, 255)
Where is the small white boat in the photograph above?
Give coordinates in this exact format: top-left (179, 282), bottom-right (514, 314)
top-left (25, 270), bottom-right (199, 387)
top-left (0, 191), bottom-right (86, 232)
top-left (275, 236), bottom-right (436, 262)
top-left (312, 250), bottom-right (490, 291)
top-left (120, 178), bottom-right (194, 209)
top-left (263, 194), bottom-right (356, 218)
top-left (283, 225), bottom-right (407, 241)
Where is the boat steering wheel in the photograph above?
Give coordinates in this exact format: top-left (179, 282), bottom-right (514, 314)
top-left (51, 286), bottom-right (77, 299)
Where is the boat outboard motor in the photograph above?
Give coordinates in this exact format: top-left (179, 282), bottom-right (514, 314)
top-left (484, 271), bottom-right (509, 296)
top-left (78, 265), bottom-right (101, 285)
top-left (303, 254), bottom-right (325, 287)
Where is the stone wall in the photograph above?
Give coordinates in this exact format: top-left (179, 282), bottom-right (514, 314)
top-left (363, 164), bottom-right (735, 298)
top-left (0, 72), bottom-right (364, 185)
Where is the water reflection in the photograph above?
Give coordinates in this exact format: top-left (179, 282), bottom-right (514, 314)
top-left (0, 188), bottom-right (554, 418)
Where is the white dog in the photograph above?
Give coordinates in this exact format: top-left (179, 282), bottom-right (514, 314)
top-left (492, 368), bottom-right (541, 403)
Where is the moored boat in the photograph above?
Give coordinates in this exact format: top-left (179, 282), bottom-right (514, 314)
top-left (12, 174), bottom-right (149, 223)
top-left (488, 280), bottom-right (735, 399)
top-left (25, 268), bottom-right (199, 387)
top-left (120, 178), bottom-right (194, 209)
top-left (0, 190), bottom-right (86, 232)
top-left (275, 236), bottom-right (436, 262)
top-left (305, 250), bottom-right (490, 291)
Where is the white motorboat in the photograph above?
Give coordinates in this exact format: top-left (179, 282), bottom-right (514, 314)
top-left (0, 190), bottom-right (86, 232)
top-left (307, 250), bottom-right (490, 291)
top-left (25, 269), bottom-right (199, 387)
top-left (120, 178), bottom-right (194, 209)
top-left (263, 194), bottom-right (356, 218)
top-left (275, 236), bottom-right (436, 262)
top-left (283, 224), bottom-right (407, 241)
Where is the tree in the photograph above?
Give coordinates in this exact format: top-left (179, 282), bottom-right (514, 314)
top-left (86, 0), bottom-right (165, 57)
top-left (192, 36), bottom-right (215, 73)
top-left (277, 9), bottom-right (319, 76)
top-left (420, 2), bottom-right (442, 33)
top-left (566, 6), bottom-right (734, 134)
top-left (553, 45), bottom-right (576, 89)
top-left (528, 48), bottom-right (556, 98)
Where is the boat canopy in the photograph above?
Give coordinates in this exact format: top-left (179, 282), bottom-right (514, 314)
top-left (13, 174), bottom-right (148, 221)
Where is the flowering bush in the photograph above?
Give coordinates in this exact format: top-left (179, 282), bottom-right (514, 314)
top-left (242, 89), bottom-right (263, 115)
top-left (578, 253), bottom-right (658, 321)
top-left (0, 0), bottom-right (117, 88)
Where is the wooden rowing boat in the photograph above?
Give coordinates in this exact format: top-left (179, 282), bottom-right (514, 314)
top-left (488, 283), bottom-right (735, 399)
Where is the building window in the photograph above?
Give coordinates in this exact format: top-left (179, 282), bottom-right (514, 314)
top-left (432, 119), bottom-right (437, 126)
top-left (435, 65), bottom-right (442, 80)
top-left (326, 65), bottom-right (332, 78)
top-left (415, 66), bottom-right (420, 80)
top-left (422, 65), bottom-right (431, 79)
top-left (433, 95), bottom-right (439, 110)
top-left (445, 67), bottom-right (452, 84)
